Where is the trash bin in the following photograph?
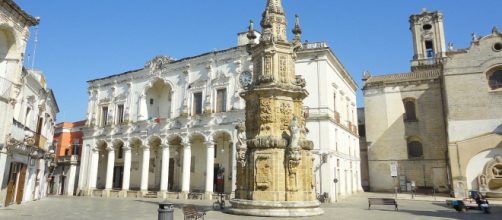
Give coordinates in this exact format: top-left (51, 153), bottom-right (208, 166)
top-left (158, 200), bottom-right (174, 220)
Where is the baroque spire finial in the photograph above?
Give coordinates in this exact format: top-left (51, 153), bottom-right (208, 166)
top-left (292, 14), bottom-right (302, 36)
top-left (247, 20), bottom-right (257, 41)
top-left (493, 26), bottom-right (499, 35)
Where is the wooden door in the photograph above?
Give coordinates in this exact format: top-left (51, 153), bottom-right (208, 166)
top-left (15, 165), bottom-right (27, 204)
top-left (4, 163), bottom-right (17, 207)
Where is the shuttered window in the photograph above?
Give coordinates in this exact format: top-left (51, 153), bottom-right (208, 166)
top-left (216, 89), bottom-right (227, 113)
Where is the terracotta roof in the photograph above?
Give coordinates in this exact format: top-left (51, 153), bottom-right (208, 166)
top-left (364, 68), bottom-right (441, 87)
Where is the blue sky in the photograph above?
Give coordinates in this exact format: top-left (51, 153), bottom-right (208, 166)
top-left (16, 0), bottom-right (502, 122)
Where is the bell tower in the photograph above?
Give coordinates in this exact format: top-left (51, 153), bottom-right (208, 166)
top-left (410, 9), bottom-right (447, 67)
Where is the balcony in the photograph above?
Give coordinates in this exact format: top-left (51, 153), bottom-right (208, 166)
top-left (11, 119), bottom-right (48, 151)
top-left (57, 155), bottom-right (79, 164)
top-left (35, 134), bottom-right (47, 150)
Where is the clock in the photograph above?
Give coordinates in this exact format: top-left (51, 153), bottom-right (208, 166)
top-left (239, 71), bottom-right (252, 87)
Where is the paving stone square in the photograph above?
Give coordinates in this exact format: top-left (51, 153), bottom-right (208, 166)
top-left (1, 193), bottom-right (501, 220)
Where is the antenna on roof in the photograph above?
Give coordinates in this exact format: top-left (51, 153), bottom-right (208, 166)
top-left (31, 17), bottom-right (41, 70)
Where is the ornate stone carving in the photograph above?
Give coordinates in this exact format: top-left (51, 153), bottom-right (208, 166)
top-left (211, 71), bottom-right (230, 86)
top-left (145, 55), bottom-right (175, 73)
top-left (279, 102), bottom-right (293, 130)
top-left (259, 98), bottom-right (273, 123)
top-left (255, 154), bottom-right (272, 190)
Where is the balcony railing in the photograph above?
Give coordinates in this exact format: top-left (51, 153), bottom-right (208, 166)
top-left (11, 119), bottom-right (48, 150)
top-left (35, 134), bottom-right (47, 150)
top-left (57, 155), bottom-right (79, 164)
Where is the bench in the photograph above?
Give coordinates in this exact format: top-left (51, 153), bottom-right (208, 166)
top-left (188, 190), bottom-right (204, 200)
top-left (182, 205), bottom-right (206, 220)
top-left (368, 198), bottom-right (398, 211)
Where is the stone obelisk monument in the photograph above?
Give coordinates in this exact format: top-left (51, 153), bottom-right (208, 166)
top-left (228, 0), bottom-right (323, 217)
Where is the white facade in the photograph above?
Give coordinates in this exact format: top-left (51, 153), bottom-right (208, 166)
top-left (78, 35), bottom-right (361, 202)
top-left (0, 1), bottom-right (60, 208)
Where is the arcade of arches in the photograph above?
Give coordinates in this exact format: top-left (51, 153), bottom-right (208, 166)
top-left (87, 131), bottom-right (234, 198)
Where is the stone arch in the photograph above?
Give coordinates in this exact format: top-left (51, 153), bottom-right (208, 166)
top-left (466, 148), bottom-right (502, 193)
top-left (485, 65), bottom-right (502, 90)
top-left (211, 130), bottom-right (234, 193)
top-left (143, 77), bottom-right (174, 120)
top-left (188, 132), bottom-right (207, 143)
top-left (166, 134), bottom-right (184, 191)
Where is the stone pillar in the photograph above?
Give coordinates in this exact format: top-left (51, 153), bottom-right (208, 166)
top-left (140, 145), bottom-right (150, 191)
top-left (231, 141), bottom-right (237, 196)
top-left (205, 141), bottom-right (215, 199)
top-left (105, 146), bottom-right (115, 190)
top-left (160, 144), bottom-right (170, 192)
top-left (89, 146), bottom-right (100, 190)
top-left (66, 158), bottom-right (78, 196)
top-left (122, 143), bottom-right (132, 192)
top-left (181, 142), bottom-right (191, 193)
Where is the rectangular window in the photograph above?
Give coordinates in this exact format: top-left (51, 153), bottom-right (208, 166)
top-left (216, 89), bottom-right (227, 113)
top-left (101, 106), bottom-right (109, 126)
top-left (117, 104), bottom-right (125, 124)
top-left (193, 92), bottom-right (203, 115)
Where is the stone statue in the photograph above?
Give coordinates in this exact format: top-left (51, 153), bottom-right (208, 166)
top-left (288, 116), bottom-right (300, 149)
top-left (236, 122), bottom-right (246, 149)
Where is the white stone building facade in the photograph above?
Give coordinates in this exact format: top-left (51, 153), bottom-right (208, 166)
top-left (78, 34), bottom-right (361, 202)
top-left (0, 0), bottom-right (58, 207)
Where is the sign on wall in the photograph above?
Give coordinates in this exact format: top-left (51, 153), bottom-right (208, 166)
top-left (390, 161), bottom-right (398, 177)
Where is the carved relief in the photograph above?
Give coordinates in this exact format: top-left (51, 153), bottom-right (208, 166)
top-left (279, 55), bottom-right (288, 83)
top-left (278, 102), bottom-right (292, 130)
top-left (145, 56), bottom-right (175, 73)
top-left (259, 98), bottom-right (273, 123)
top-left (255, 155), bottom-right (272, 190)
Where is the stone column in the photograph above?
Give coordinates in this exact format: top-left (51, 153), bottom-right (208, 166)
top-left (122, 143), bottom-right (132, 192)
top-left (140, 145), bottom-right (150, 191)
top-left (105, 146), bottom-right (115, 190)
top-left (66, 157), bottom-right (78, 196)
top-left (205, 141), bottom-right (215, 199)
top-left (231, 141), bottom-right (237, 195)
top-left (181, 142), bottom-right (191, 193)
top-left (89, 146), bottom-right (100, 190)
top-left (160, 144), bottom-right (170, 192)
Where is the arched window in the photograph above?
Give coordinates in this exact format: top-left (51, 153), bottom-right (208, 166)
top-left (403, 98), bottom-right (417, 121)
top-left (407, 139), bottom-right (423, 159)
top-left (488, 69), bottom-right (502, 90)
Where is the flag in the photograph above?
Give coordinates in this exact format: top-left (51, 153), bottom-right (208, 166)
top-left (148, 117), bottom-right (161, 124)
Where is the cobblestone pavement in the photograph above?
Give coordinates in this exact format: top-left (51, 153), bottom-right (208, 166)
top-left (0, 193), bottom-right (500, 220)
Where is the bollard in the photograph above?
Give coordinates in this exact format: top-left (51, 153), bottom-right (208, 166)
top-left (158, 200), bottom-right (174, 220)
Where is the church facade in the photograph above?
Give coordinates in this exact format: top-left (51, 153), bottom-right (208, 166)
top-left (77, 6), bottom-right (361, 203)
top-left (363, 9), bottom-right (502, 198)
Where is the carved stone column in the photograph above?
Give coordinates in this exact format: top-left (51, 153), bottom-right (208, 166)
top-left (160, 144), bottom-right (170, 192)
top-left (205, 141), bottom-right (215, 198)
top-left (105, 146), bottom-right (115, 190)
top-left (181, 142), bottom-right (191, 194)
top-left (122, 143), bottom-right (132, 192)
top-left (231, 141), bottom-right (237, 196)
top-left (140, 145), bottom-right (150, 191)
